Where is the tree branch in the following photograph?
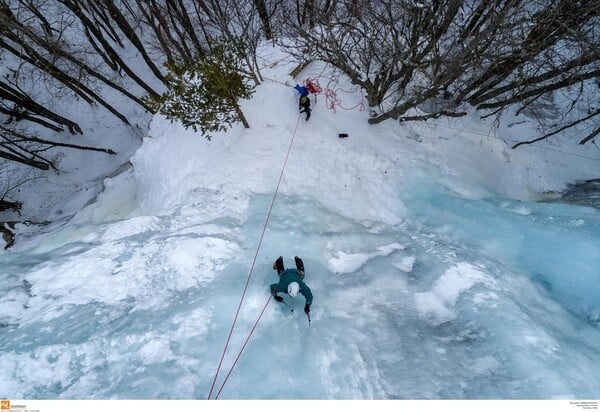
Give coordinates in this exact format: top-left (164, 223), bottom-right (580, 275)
top-left (512, 107), bottom-right (600, 148)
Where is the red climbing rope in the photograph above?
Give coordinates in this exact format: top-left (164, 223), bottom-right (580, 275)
top-left (207, 114), bottom-right (302, 400)
top-left (214, 295), bottom-right (273, 399)
top-left (324, 75), bottom-right (366, 113)
top-left (302, 75), bottom-right (365, 113)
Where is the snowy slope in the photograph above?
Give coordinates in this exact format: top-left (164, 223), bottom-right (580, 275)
top-left (1, 45), bottom-right (599, 400)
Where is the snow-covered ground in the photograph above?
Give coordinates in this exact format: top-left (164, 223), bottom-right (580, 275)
top-left (1, 46), bottom-right (599, 402)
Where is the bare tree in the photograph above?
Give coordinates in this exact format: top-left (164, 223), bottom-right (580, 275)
top-left (57, 0), bottom-right (162, 100)
top-left (0, 125), bottom-right (116, 171)
top-left (283, 0), bottom-right (599, 146)
top-left (291, 0), bottom-right (321, 28)
top-left (88, 0), bottom-right (165, 81)
top-left (253, 0), bottom-right (274, 40)
top-left (0, 162), bottom-right (50, 249)
top-left (0, 163), bottom-right (27, 216)
top-left (0, 80), bottom-right (82, 134)
top-left (133, 0), bottom-right (207, 66)
top-left (465, 1), bottom-right (600, 147)
top-left (284, 0), bottom-right (466, 107)
top-left (205, 0), bottom-right (272, 83)
top-left (1, 0), bottom-right (146, 124)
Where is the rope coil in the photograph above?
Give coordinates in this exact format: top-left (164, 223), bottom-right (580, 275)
top-left (305, 75), bottom-right (365, 113)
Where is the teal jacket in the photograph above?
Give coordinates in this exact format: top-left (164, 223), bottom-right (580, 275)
top-left (270, 269), bottom-right (313, 305)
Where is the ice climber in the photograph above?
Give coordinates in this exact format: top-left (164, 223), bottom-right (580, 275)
top-left (294, 84), bottom-right (312, 121)
top-left (270, 256), bottom-right (313, 315)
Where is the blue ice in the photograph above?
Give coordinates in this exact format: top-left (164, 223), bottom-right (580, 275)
top-left (1, 183), bottom-right (599, 400)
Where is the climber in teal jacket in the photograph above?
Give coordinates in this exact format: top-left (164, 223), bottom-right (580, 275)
top-left (270, 256), bottom-right (313, 314)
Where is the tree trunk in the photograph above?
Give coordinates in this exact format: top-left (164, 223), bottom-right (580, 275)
top-left (174, 0), bottom-right (204, 56)
top-left (0, 80), bottom-right (83, 133)
top-left (0, 39), bottom-right (132, 125)
top-left (144, 0), bottom-right (194, 63)
top-left (0, 149), bottom-right (51, 170)
top-left (84, 0), bottom-right (125, 46)
top-left (0, 199), bottom-right (22, 214)
top-left (231, 99), bottom-right (250, 129)
top-left (98, 0), bottom-right (165, 81)
top-left (59, 0), bottom-right (161, 99)
top-left (253, 0), bottom-right (273, 40)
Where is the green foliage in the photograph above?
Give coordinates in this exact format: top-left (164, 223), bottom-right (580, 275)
top-left (146, 39), bottom-right (254, 140)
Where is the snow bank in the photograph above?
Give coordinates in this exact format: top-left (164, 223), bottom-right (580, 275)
top-left (415, 262), bottom-right (499, 325)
